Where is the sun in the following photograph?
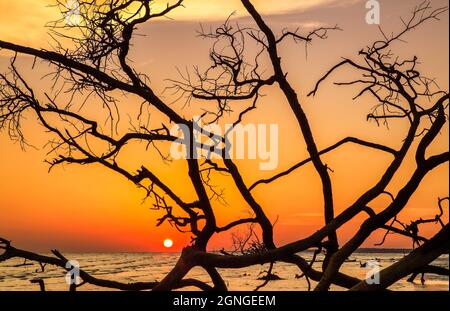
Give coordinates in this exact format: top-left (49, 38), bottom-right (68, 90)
top-left (163, 238), bottom-right (173, 249)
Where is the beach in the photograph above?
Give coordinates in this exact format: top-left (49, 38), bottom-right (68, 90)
top-left (1, 251), bottom-right (447, 291)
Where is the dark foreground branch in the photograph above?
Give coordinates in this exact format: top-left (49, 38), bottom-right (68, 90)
top-left (350, 225), bottom-right (449, 291)
top-left (0, 238), bottom-right (212, 291)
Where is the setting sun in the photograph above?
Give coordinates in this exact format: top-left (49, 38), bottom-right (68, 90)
top-left (0, 0), bottom-right (448, 296)
top-left (163, 239), bottom-right (173, 249)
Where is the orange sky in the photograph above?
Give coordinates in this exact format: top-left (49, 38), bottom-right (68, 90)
top-left (0, 0), bottom-right (448, 252)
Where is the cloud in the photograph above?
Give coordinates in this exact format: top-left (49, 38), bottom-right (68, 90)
top-left (0, 0), bottom-right (60, 47)
top-left (0, 0), bottom-right (362, 48)
top-left (164, 0), bottom-right (362, 20)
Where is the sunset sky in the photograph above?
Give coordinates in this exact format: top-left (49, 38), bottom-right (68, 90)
top-left (0, 0), bottom-right (448, 252)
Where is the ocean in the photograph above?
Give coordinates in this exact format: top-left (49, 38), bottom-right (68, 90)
top-left (0, 252), bottom-right (448, 291)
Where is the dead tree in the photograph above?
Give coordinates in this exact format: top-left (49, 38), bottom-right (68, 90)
top-left (0, 0), bottom-right (448, 291)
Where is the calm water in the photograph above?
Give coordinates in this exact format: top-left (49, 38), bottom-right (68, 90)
top-left (0, 252), bottom-right (448, 291)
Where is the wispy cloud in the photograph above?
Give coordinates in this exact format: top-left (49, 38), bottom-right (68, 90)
top-left (0, 0), bottom-right (58, 47)
top-left (165, 0), bottom-right (363, 20)
top-left (0, 0), bottom-right (362, 47)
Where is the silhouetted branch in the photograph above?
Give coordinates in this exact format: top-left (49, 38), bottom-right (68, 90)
top-left (30, 279), bottom-right (46, 292)
top-left (0, 0), bottom-right (448, 292)
top-left (250, 136), bottom-right (397, 191)
top-left (407, 265), bottom-right (449, 283)
top-left (0, 238), bottom-right (158, 290)
top-left (350, 225), bottom-right (449, 291)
